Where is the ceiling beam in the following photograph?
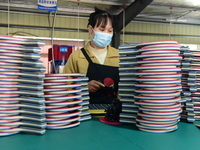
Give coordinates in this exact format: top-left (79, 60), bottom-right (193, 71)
top-left (0, 2), bottom-right (93, 13)
top-left (0, 2), bottom-right (36, 9)
top-left (148, 4), bottom-right (200, 10)
top-left (114, 0), bottom-right (153, 32)
top-left (112, 0), bottom-right (153, 48)
top-left (63, 0), bottom-right (133, 6)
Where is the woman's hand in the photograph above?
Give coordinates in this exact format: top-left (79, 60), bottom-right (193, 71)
top-left (88, 80), bottom-right (105, 93)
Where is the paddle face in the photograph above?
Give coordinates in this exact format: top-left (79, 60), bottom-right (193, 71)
top-left (104, 78), bottom-right (114, 87)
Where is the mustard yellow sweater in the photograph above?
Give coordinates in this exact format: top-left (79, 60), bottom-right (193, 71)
top-left (63, 42), bottom-right (119, 75)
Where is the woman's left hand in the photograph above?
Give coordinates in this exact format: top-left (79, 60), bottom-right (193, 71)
top-left (88, 80), bottom-right (105, 93)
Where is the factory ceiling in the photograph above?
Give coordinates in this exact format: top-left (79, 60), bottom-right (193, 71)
top-left (0, 0), bottom-right (200, 26)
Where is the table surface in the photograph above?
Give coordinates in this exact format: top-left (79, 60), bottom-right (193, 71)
top-left (1, 117), bottom-right (200, 150)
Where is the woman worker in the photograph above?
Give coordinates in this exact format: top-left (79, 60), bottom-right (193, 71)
top-left (63, 7), bottom-right (119, 105)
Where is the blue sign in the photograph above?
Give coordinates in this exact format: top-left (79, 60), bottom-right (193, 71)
top-left (60, 46), bottom-right (68, 53)
top-left (38, 0), bottom-right (57, 11)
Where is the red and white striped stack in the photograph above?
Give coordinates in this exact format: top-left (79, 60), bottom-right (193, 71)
top-left (44, 73), bottom-right (89, 129)
top-left (134, 41), bottom-right (183, 133)
top-left (0, 35), bottom-right (46, 136)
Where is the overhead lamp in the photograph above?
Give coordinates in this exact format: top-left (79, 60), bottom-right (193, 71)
top-left (190, 0), bottom-right (200, 5)
top-left (166, 18), bottom-right (188, 22)
top-left (13, 36), bottom-right (84, 41)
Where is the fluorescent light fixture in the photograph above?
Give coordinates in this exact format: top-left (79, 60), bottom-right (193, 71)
top-left (190, 0), bottom-right (200, 5)
top-left (166, 19), bottom-right (188, 22)
top-left (13, 36), bottom-right (84, 41)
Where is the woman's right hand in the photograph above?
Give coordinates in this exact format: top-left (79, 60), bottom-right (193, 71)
top-left (88, 80), bottom-right (105, 93)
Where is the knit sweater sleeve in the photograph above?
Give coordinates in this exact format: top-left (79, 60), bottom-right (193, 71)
top-left (63, 52), bottom-right (77, 73)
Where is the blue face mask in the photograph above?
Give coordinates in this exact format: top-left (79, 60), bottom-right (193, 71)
top-left (92, 30), bottom-right (113, 48)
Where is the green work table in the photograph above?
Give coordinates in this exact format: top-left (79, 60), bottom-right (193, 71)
top-left (1, 117), bottom-right (200, 150)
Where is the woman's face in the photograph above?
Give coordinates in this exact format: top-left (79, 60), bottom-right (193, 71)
top-left (94, 18), bottom-right (113, 35)
top-left (88, 18), bottom-right (113, 38)
top-left (88, 18), bottom-right (113, 49)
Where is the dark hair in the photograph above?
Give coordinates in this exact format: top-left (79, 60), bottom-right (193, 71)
top-left (88, 7), bottom-right (114, 29)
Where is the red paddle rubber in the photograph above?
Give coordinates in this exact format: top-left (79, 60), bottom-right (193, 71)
top-left (99, 117), bottom-right (122, 125)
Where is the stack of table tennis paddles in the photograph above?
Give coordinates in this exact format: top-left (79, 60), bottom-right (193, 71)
top-left (0, 35), bottom-right (46, 136)
top-left (118, 44), bottom-right (138, 124)
top-left (119, 40), bottom-right (183, 133)
top-left (44, 73), bottom-right (91, 129)
top-left (0, 36), bottom-right (91, 136)
top-left (181, 46), bottom-right (200, 122)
